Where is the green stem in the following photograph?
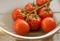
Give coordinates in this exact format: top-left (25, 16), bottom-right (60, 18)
top-left (26, 2), bottom-right (50, 22)
top-left (30, 2), bottom-right (49, 14)
top-left (26, 13), bottom-right (30, 22)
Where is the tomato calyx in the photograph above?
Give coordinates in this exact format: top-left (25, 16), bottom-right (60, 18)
top-left (45, 4), bottom-right (50, 12)
top-left (49, 0), bottom-right (52, 2)
top-left (45, 8), bottom-right (50, 12)
top-left (21, 9), bottom-right (25, 14)
top-left (32, 14), bottom-right (38, 19)
top-left (32, 1), bottom-right (36, 7)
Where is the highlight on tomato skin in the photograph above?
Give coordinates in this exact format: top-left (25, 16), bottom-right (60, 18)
top-left (13, 19), bottom-right (30, 35)
top-left (12, 8), bottom-right (26, 21)
top-left (36, 0), bottom-right (48, 6)
top-left (25, 2), bottom-right (38, 12)
top-left (41, 17), bottom-right (56, 32)
top-left (38, 7), bottom-right (53, 19)
top-left (28, 14), bottom-right (41, 31)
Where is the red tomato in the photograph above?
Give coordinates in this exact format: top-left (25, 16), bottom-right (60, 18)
top-left (41, 17), bottom-right (56, 32)
top-left (36, 0), bottom-right (48, 6)
top-left (38, 7), bottom-right (53, 19)
top-left (13, 19), bottom-right (30, 35)
top-left (12, 8), bottom-right (26, 21)
top-left (25, 3), bottom-right (38, 12)
top-left (28, 14), bottom-right (41, 30)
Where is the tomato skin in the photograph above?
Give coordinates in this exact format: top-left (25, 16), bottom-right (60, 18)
top-left (36, 0), bottom-right (48, 6)
top-left (12, 8), bottom-right (26, 21)
top-left (38, 7), bottom-right (53, 19)
top-left (13, 19), bottom-right (30, 35)
top-left (28, 14), bottom-right (41, 30)
top-left (25, 3), bottom-right (38, 12)
top-left (41, 17), bottom-right (56, 32)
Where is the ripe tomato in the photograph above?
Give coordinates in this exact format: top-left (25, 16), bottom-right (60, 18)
top-left (38, 7), bottom-right (53, 19)
top-left (28, 14), bottom-right (41, 30)
top-left (36, 0), bottom-right (48, 6)
top-left (12, 8), bottom-right (26, 21)
top-left (41, 17), bottom-right (56, 32)
top-left (25, 3), bottom-right (38, 12)
top-left (13, 19), bottom-right (30, 35)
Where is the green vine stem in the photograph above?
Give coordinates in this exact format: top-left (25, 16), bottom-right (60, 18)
top-left (26, 1), bottom-right (51, 22)
top-left (29, 2), bottom-right (49, 14)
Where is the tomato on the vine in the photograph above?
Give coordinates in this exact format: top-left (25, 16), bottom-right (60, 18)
top-left (38, 7), bottom-right (53, 19)
top-left (25, 3), bottom-right (38, 12)
top-left (41, 17), bottom-right (56, 32)
top-left (36, 0), bottom-right (48, 6)
top-left (28, 14), bottom-right (41, 30)
top-left (13, 19), bottom-right (30, 35)
top-left (12, 8), bottom-right (26, 21)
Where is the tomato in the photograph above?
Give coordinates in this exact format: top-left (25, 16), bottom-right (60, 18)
top-left (41, 17), bottom-right (56, 32)
top-left (28, 14), bottom-right (41, 30)
top-left (36, 0), bottom-right (48, 6)
top-left (38, 7), bottom-right (53, 19)
top-left (25, 3), bottom-right (38, 12)
top-left (12, 8), bottom-right (26, 21)
top-left (13, 19), bottom-right (30, 35)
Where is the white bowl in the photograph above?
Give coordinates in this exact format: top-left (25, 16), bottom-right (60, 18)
top-left (0, 0), bottom-right (60, 40)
